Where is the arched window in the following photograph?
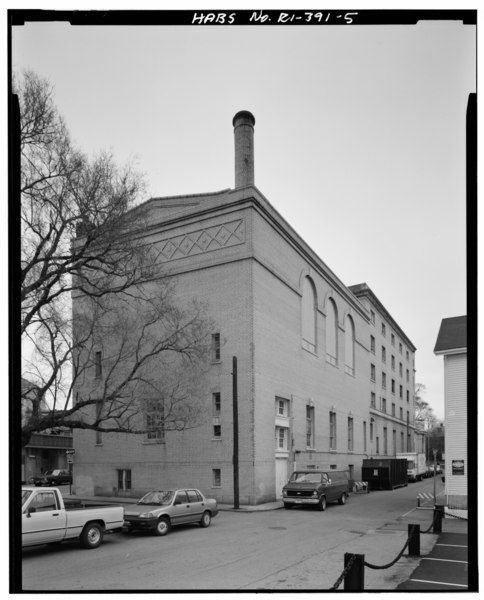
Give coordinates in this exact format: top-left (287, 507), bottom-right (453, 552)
top-left (301, 276), bottom-right (317, 353)
top-left (326, 298), bottom-right (338, 365)
top-left (345, 315), bottom-right (355, 375)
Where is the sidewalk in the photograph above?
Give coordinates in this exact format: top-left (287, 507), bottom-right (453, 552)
top-left (64, 491), bottom-right (284, 512)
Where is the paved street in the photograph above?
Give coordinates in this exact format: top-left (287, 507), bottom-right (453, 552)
top-left (21, 478), bottom-right (446, 591)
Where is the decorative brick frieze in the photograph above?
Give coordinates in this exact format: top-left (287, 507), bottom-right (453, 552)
top-left (158, 219), bottom-right (245, 262)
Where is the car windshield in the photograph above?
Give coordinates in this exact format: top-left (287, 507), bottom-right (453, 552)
top-left (289, 472), bottom-right (323, 483)
top-left (137, 491), bottom-right (174, 505)
top-left (43, 471), bottom-right (53, 476)
top-left (22, 490), bottom-right (32, 505)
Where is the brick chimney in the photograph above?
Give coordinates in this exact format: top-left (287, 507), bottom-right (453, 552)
top-left (233, 110), bottom-right (255, 188)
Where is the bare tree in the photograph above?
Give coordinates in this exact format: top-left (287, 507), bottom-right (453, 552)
top-left (18, 70), bottom-right (213, 446)
top-left (414, 383), bottom-right (438, 433)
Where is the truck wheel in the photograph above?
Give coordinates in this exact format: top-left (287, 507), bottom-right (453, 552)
top-left (338, 493), bottom-right (347, 505)
top-left (200, 511), bottom-right (211, 528)
top-left (81, 523), bottom-right (103, 549)
top-left (154, 517), bottom-right (170, 536)
top-left (317, 496), bottom-right (327, 511)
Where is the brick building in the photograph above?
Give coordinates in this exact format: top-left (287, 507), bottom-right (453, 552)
top-left (72, 111), bottom-right (417, 504)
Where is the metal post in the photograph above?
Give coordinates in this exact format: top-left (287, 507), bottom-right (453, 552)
top-left (432, 449), bottom-right (437, 505)
top-left (433, 504), bottom-right (444, 533)
top-left (344, 553), bottom-right (365, 590)
top-left (232, 356), bottom-right (239, 509)
top-left (408, 524), bottom-right (420, 556)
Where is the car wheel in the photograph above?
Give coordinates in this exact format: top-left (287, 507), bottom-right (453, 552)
top-left (317, 496), bottom-right (327, 511)
top-left (200, 511), bottom-right (211, 528)
top-left (338, 493), bottom-right (347, 505)
top-left (283, 503), bottom-right (292, 509)
top-left (154, 517), bottom-right (170, 536)
top-left (81, 522), bottom-right (103, 549)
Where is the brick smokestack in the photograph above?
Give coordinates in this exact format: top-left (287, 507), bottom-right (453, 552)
top-left (233, 110), bottom-right (255, 188)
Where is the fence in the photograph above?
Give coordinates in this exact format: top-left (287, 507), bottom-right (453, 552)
top-left (330, 505), bottom-right (468, 590)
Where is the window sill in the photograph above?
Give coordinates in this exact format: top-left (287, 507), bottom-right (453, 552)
top-left (212, 437), bottom-right (222, 441)
top-left (211, 360), bottom-right (222, 365)
top-left (143, 440), bottom-right (165, 445)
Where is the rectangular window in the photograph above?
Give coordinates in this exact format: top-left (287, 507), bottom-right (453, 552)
top-left (391, 379), bottom-right (395, 394)
top-left (276, 426), bottom-right (288, 450)
top-left (370, 335), bottom-right (375, 354)
top-left (376, 436), bottom-right (380, 454)
top-left (391, 355), bottom-right (395, 371)
top-left (306, 406), bottom-right (315, 448)
top-left (371, 392), bottom-right (376, 408)
top-left (406, 369), bottom-right (409, 383)
top-left (363, 421), bottom-right (367, 453)
top-left (212, 468), bottom-right (221, 487)
top-left (407, 411), bottom-right (410, 423)
top-left (399, 342), bottom-right (403, 354)
top-left (347, 417), bottom-right (354, 452)
top-left (381, 398), bottom-right (386, 413)
top-left (381, 346), bottom-right (386, 363)
top-left (211, 333), bottom-right (221, 361)
top-left (371, 364), bottom-right (376, 382)
top-left (392, 403), bottom-right (395, 417)
top-left (399, 385), bottom-right (403, 399)
top-left (213, 392), bottom-right (221, 416)
top-left (370, 422), bottom-right (374, 441)
top-left (146, 401), bottom-right (164, 441)
top-left (95, 351), bottom-right (102, 378)
top-left (400, 407), bottom-right (403, 420)
top-left (213, 424), bottom-right (221, 438)
top-left (407, 434), bottom-right (411, 452)
top-left (382, 372), bottom-right (386, 389)
top-left (393, 430), bottom-right (397, 455)
top-left (329, 412), bottom-right (337, 450)
top-left (401, 432), bottom-right (405, 452)
top-left (381, 323), bottom-right (386, 336)
top-left (399, 363), bottom-right (403, 377)
top-left (406, 390), bottom-right (410, 403)
top-left (117, 469), bottom-right (131, 491)
top-left (370, 310), bottom-right (375, 324)
top-left (391, 333), bottom-right (395, 346)
top-left (276, 398), bottom-right (288, 417)
top-left (383, 427), bottom-right (388, 455)
top-left (406, 350), bottom-right (410, 361)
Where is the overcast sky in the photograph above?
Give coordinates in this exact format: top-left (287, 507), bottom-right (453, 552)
top-left (12, 10), bottom-right (476, 420)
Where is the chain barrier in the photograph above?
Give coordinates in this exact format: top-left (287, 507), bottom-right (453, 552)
top-left (330, 506), bottom-right (466, 590)
top-left (421, 509), bottom-right (440, 534)
top-left (364, 537), bottom-right (410, 570)
top-left (330, 553), bottom-right (357, 590)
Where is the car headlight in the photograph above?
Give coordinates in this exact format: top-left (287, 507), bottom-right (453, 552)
top-left (312, 491), bottom-right (318, 497)
top-left (139, 512), bottom-right (154, 519)
top-left (282, 490), bottom-right (287, 497)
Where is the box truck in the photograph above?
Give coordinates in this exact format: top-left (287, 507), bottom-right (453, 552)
top-left (396, 452), bottom-right (427, 482)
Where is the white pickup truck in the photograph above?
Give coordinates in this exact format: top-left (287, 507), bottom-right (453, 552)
top-left (22, 486), bottom-right (124, 549)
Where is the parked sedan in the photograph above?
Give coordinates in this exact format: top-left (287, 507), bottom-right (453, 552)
top-left (123, 489), bottom-right (218, 536)
top-left (32, 469), bottom-right (72, 486)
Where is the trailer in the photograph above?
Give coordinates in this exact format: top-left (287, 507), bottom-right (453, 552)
top-left (396, 452), bottom-right (427, 482)
top-left (362, 458), bottom-right (408, 490)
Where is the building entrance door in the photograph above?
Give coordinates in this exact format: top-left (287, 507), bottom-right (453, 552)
top-left (275, 457), bottom-right (288, 499)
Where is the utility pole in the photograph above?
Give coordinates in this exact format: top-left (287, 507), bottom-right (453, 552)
top-left (232, 356), bottom-right (239, 509)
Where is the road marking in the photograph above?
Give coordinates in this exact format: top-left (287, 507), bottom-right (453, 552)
top-left (410, 579), bottom-right (467, 588)
top-left (422, 557), bottom-right (468, 564)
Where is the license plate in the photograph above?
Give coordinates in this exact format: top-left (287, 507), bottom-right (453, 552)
top-left (294, 500), bottom-right (302, 503)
